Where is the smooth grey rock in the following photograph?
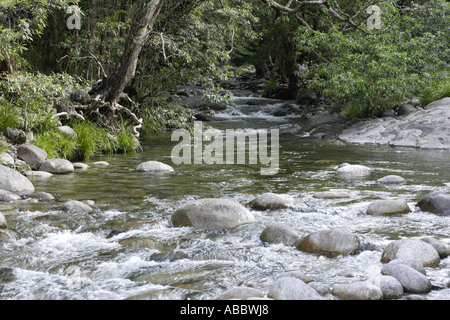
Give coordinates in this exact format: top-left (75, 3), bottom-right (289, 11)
top-left (268, 277), bottom-right (323, 300)
top-left (296, 227), bottom-right (361, 255)
top-left (376, 175), bottom-right (406, 185)
top-left (381, 262), bottom-right (432, 293)
top-left (17, 144), bottom-right (47, 170)
top-left (136, 161), bottom-right (174, 173)
top-left (39, 159), bottom-right (74, 174)
top-left (420, 237), bottom-right (450, 258)
top-left (30, 192), bottom-right (55, 202)
top-left (381, 239), bottom-right (440, 267)
top-left (73, 162), bottom-right (89, 170)
top-left (216, 287), bottom-right (266, 300)
top-left (171, 198), bottom-right (256, 230)
top-left (416, 192), bottom-right (450, 214)
top-left (403, 294), bottom-right (427, 300)
top-left (0, 165), bottom-right (35, 195)
top-left (398, 104), bottom-right (416, 116)
top-left (313, 191), bottom-right (351, 199)
top-left (260, 223), bottom-right (301, 246)
top-left (0, 189), bottom-right (21, 202)
top-left (0, 152), bottom-right (14, 166)
top-left (366, 199), bottom-right (411, 216)
top-left (249, 193), bottom-right (296, 210)
top-left (5, 127), bottom-right (26, 144)
top-left (337, 163), bottom-right (371, 176)
top-left (0, 213), bottom-right (7, 228)
top-left (381, 259), bottom-right (426, 275)
top-left (369, 275), bottom-right (404, 299)
top-left (92, 161), bottom-right (109, 166)
top-left (57, 126), bottom-right (77, 137)
top-left (308, 282), bottom-right (331, 296)
top-left (332, 282), bottom-right (383, 300)
top-left (63, 200), bottom-right (94, 214)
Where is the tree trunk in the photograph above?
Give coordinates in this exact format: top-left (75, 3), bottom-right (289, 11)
top-left (92, 0), bottom-right (165, 104)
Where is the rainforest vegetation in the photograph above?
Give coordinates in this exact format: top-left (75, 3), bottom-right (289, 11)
top-left (0, 0), bottom-right (449, 160)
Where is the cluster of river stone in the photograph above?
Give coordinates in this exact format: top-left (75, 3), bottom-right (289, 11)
top-left (0, 143), bottom-right (449, 299)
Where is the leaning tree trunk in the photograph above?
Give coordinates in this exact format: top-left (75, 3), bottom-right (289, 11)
top-left (88, 0), bottom-right (165, 136)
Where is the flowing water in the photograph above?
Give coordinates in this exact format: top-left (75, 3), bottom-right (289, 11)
top-left (0, 90), bottom-right (449, 300)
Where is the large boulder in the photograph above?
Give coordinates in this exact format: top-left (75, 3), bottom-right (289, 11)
top-left (420, 237), bottom-right (450, 258)
top-left (136, 161), bottom-right (174, 173)
top-left (17, 144), bottom-right (47, 170)
top-left (39, 159), bottom-right (74, 174)
top-left (416, 192), bottom-right (450, 214)
top-left (339, 98), bottom-right (450, 150)
top-left (381, 260), bottom-right (432, 293)
top-left (0, 165), bottom-right (35, 195)
top-left (332, 282), bottom-right (384, 300)
top-left (249, 193), bottom-right (296, 210)
top-left (5, 128), bottom-right (27, 144)
top-left (366, 199), bottom-right (411, 216)
top-left (380, 239), bottom-right (441, 267)
top-left (268, 277), bottom-right (323, 300)
top-left (171, 198), bottom-right (256, 230)
top-left (260, 223), bottom-right (301, 246)
top-left (296, 227), bottom-right (361, 255)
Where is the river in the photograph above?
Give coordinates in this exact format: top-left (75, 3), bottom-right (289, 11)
top-left (0, 90), bottom-right (449, 300)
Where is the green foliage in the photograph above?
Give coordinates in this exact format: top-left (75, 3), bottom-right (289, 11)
top-left (33, 130), bottom-right (78, 160)
top-left (0, 98), bottom-right (21, 132)
top-left (296, 0), bottom-right (450, 117)
top-left (421, 77), bottom-right (450, 106)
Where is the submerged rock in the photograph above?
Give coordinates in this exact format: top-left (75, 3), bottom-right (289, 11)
top-left (268, 277), bottom-right (323, 300)
top-left (381, 239), bottom-right (440, 267)
top-left (366, 199), bottom-right (411, 216)
top-left (0, 213), bottom-right (7, 228)
top-left (337, 163), bottom-right (371, 176)
top-left (249, 193), bottom-right (296, 210)
top-left (63, 200), bottom-right (94, 214)
top-left (260, 223), bottom-right (300, 246)
top-left (313, 191), bottom-right (350, 199)
top-left (136, 161), bottom-right (174, 173)
top-left (39, 159), bottom-right (74, 174)
top-left (0, 165), bottom-right (35, 196)
top-left (296, 227), bottom-right (361, 255)
top-left (332, 282), bottom-right (384, 300)
top-left (0, 189), bottom-right (22, 202)
top-left (171, 198), bottom-right (256, 230)
top-left (416, 192), bottom-right (450, 215)
top-left (376, 175), bottom-right (406, 185)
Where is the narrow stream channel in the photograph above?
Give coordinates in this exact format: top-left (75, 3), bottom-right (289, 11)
top-left (1, 90), bottom-right (449, 300)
